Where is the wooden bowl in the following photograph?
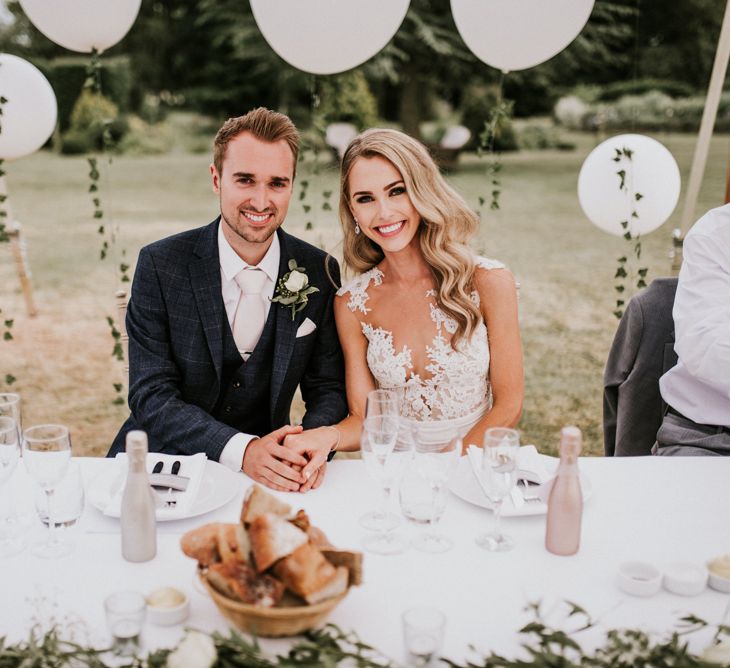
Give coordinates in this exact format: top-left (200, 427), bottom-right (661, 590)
top-left (200, 574), bottom-right (349, 637)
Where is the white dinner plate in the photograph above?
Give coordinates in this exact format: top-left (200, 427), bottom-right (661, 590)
top-left (448, 455), bottom-right (592, 517)
top-left (87, 460), bottom-right (240, 522)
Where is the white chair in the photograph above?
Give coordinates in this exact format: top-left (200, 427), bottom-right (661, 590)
top-left (325, 123), bottom-right (358, 160)
top-left (439, 125), bottom-right (471, 150)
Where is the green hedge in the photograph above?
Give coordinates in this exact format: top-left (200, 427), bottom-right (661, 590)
top-left (36, 56), bottom-right (132, 132)
top-left (554, 90), bottom-right (730, 133)
top-left (596, 78), bottom-right (696, 102)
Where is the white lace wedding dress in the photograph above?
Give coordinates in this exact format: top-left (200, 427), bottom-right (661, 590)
top-left (337, 256), bottom-right (505, 444)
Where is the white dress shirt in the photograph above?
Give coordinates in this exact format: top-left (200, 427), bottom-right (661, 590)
top-left (659, 204), bottom-right (730, 427)
top-left (217, 223), bottom-right (280, 471)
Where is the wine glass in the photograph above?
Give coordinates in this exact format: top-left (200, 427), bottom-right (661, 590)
top-left (23, 424), bottom-right (73, 558)
top-left (474, 427), bottom-right (520, 552)
top-left (359, 389), bottom-right (401, 532)
top-left (0, 416), bottom-right (24, 557)
top-left (411, 430), bottom-right (461, 553)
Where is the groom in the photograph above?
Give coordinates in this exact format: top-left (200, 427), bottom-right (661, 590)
top-left (109, 107), bottom-right (347, 492)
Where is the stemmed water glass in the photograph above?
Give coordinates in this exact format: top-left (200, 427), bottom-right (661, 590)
top-left (360, 421), bottom-right (412, 555)
top-left (411, 431), bottom-right (461, 553)
top-left (23, 424), bottom-right (73, 558)
top-left (359, 389), bottom-right (401, 532)
top-left (474, 427), bottom-right (520, 552)
top-left (0, 416), bottom-right (23, 557)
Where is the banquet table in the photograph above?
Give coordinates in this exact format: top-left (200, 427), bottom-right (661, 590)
top-left (1, 456), bottom-right (729, 663)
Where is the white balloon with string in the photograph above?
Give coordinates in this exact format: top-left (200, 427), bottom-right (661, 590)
top-left (450, 0), bottom-right (594, 72)
top-left (0, 54), bottom-right (57, 160)
top-left (250, 0), bottom-right (410, 75)
top-left (578, 134), bottom-right (681, 237)
top-left (18, 0), bottom-right (141, 53)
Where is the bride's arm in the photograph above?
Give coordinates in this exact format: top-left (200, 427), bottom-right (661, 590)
top-left (284, 294), bottom-right (376, 483)
top-left (463, 267), bottom-right (524, 448)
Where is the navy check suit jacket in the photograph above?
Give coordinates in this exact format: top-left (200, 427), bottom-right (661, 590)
top-left (109, 220), bottom-right (347, 460)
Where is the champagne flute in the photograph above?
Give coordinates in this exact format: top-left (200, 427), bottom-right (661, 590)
top-left (411, 430), bottom-right (461, 553)
top-left (359, 389), bottom-right (401, 532)
top-left (23, 424), bottom-right (73, 558)
top-left (0, 416), bottom-right (24, 557)
top-left (0, 393), bottom-right (22, 430)
top-left (475, 427), bottom-right (520, 552)
top-left (360, 419), bottom-right (411, 555)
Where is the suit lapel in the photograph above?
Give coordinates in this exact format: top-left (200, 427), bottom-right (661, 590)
top-left (270, 230), bottom-right (306, 414)
top-left (189, 220), bottom-right (225, 384)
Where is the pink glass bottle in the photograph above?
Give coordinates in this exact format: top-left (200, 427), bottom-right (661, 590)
top-left (545, 426), bottom-right (583, 556)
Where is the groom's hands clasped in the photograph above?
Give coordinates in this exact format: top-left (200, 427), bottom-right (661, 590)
top-left (242, 424), bottom-right (309, 492)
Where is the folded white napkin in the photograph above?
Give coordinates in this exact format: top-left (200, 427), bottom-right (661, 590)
top-left (515, 445), bottom-right (553, 485)
top-left (466, 444), bottom-right (555, 510)
top-left (103, 453), bottom-right (207, 520)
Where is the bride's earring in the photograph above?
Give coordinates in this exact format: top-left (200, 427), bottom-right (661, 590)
top-left (353, 217), bottom-right (360, 235)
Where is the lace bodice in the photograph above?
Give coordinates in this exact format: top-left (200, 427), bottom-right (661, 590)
top-left (337, 257), bottom-right (505, 421)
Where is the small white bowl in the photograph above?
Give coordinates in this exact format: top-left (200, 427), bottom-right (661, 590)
top-left (146, 587), bottom-right (189, 626)
top-left (663, 562), bottom-right (708, 596)
top-left (709, 571), bottom-right (730, 593)
top-left (617, 561), bottom-right (662, 597)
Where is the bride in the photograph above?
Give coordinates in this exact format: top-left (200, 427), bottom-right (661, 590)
top-left (289, 128), bottom-right (523, 487)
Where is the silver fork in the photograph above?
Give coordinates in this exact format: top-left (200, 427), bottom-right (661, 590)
top-left (518, 480), bottom-right (543, 504)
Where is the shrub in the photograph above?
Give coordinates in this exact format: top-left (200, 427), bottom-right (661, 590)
top-left (40, 56), bottom-right (132, 132)
top-left (517, 124), bottom-right (575, 151)
top-left (60, 90), bottom-right (128, 154)
top-left (460, 84), bottom-right (518, 152)
top-left (554, 90), bottom-right (730, 133)
top-left (117, 115), bottom-right (174, 155)
top-left (318, 70), bottom-right (378, 130)
top-left (596, 78), bottom-right (695, 101)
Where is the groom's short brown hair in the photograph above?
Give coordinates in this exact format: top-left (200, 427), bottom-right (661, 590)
top-left (213, 107), bottom-right (300, 176)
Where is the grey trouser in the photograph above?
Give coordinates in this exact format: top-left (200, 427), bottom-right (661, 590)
top-left (652, 409), bottom-right (730, 456)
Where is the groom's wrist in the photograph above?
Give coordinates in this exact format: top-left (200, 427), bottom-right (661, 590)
top-left (220, 432), bottom-right (256, 472)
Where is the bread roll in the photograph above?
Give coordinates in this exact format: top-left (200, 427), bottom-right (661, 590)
top-left (249, 512), bottom-right (308, 573)
top-left (207, 561), bottom-right (284, 607)
top-left (304, 566), bottom-right (349, 605)
top-left (241, 485), bottom-right (291, 526)
top-left (273, 542), bottom-right (337, 599)
top-left (217, 523), bottom-right (251, 566)
top-left (180, 523), bottom-right (221, 566)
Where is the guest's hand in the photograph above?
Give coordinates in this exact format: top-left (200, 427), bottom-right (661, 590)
top-left (242, 425), bottom-right (308, 492)
top-left (283, 426), bottom-right (338, 490)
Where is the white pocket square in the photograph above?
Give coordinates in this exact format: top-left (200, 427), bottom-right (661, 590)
top-left (296, 317), bottom-right (317, 338)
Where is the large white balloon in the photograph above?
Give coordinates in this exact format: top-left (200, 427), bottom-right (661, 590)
top-left (250, 0), bottom-right (410, 75)
top-left (451, 0), bottom-right (594, 72)
top-left (19, 0), bottom-right (141, 53)
top-left (578, 134), bottom-right (681, 237)
top-left (0, 54), bottom-right (57, 160)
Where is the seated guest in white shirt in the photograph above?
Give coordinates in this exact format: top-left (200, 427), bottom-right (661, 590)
top-left (655, 204), bottom-right (730, 455)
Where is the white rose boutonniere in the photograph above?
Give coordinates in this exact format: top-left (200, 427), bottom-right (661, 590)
top-left (167, 630), bottom-right (217, 668)
top-left (271, 259), bottom-right (320, 320)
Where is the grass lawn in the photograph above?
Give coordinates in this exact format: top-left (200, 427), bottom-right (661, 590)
top-left (1, 131), bottom-right (728, 456)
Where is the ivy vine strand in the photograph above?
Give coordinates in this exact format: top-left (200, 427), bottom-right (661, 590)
top-left (82, 48), bottom-right (129, 404)
top-left (612, 146), bottom-right (648, 319)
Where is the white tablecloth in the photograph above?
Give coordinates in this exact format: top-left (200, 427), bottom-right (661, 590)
top-left (2, 456), bottom-right (729, 663)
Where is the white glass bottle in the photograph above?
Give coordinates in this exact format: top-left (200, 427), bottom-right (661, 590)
top-left (121, 430), bottom-right (156, 562)
top-left (545, 426), bottom-right (583, 556)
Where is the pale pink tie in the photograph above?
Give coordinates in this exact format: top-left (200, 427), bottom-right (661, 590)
top-left (232, 268), bottom-right (269, 361)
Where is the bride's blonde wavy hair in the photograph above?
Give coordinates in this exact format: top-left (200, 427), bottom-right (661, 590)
top-left (339, 128), bottom-right (481, 346)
